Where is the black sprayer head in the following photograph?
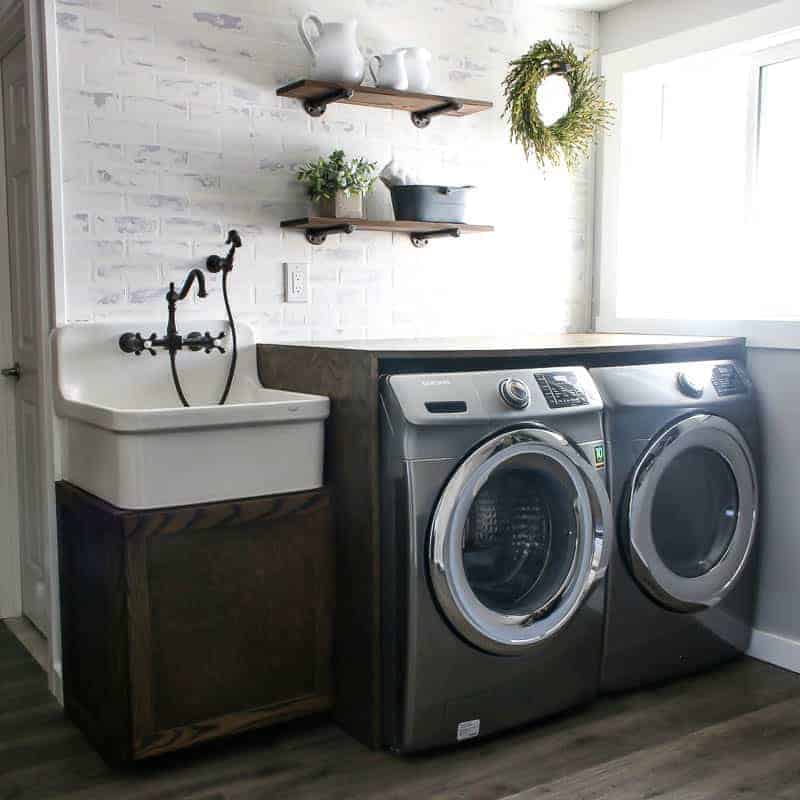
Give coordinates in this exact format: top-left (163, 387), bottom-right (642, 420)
top-left (206, 230), bottom-right (242, 274)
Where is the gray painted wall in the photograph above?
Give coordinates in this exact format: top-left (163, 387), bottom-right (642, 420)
top-left (747, 349), bottom-right (800, 642)
top-left (599, 0), bottom-right (782, 53)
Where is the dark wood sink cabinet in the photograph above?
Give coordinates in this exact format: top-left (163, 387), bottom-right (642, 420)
top-left (57, 482), bottom-right (334, 763)
top-left (256, 333), bottom-right (746, 748)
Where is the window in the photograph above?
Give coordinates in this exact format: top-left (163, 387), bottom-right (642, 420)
top-left (596, 14), bottom-right (800, 346)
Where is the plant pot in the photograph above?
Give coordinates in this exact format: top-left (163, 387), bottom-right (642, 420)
top-left (317, 191), bottom-right (364, 219)
top-left (389, 185), bottom-right (473, 224)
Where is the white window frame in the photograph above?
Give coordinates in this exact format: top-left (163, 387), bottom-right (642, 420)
top-left (594, 2), bottom-right (800, 349)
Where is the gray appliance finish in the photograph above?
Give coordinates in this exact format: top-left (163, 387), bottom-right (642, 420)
top-left (380, 367), bottom-right (613, 752)
top-left (591, 361), bottom-right (760, 693)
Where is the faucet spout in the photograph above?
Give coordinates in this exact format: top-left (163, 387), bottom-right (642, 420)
top-left (174, 268), bottom-right (207, 301)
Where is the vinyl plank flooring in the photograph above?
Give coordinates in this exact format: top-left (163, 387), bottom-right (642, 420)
top-left (2, 621), bottom-right (800, 800)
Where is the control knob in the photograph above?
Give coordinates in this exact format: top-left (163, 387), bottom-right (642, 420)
top-left (499, 378), bottom-right (531, 410)
top-left (677, 370), bottom-right (705, 398)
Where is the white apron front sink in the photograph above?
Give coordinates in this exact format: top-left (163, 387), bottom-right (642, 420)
top-left (53, 321), bottom-right (329, 510)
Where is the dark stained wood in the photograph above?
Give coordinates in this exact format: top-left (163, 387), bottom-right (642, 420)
top-left (258, 333), bottom-right (747, 360)
top-left (281, 217), bottom-right (494, 234)
top-left (56, 482), bottom-right (335, 763)
top-left (256, 335), bottom-right (748, 748)
top-left (4, 623), bottom-right (800, 799)
top-left (258, 347), bottom-right (381, 747)
top-left (276, 79), bottom-right (492, 116)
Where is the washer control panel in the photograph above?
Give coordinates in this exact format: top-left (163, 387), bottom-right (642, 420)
top-left (383, 366), bottom-right (602, 426)
top-left (535, 371), bottom-right (590, 409)
top-left (711, 364), bottom-right (748, 397)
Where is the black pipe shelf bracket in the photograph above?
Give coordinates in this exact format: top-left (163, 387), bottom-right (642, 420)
top-left (410, 228), bottom-right (462, 248)
top-left (304, 223), bottom-right (356, 245)
top-left (411, 100), bottom-right (464, 129)
top-left (303, 87), bottom-right (355, 117)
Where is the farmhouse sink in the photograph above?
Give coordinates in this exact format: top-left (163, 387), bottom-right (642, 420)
top-left (53, 321), bottom-right (329, 510)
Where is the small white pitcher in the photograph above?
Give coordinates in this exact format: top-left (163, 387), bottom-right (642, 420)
top-left (298, 12), bottom-right (365, 84)
top-left (369, 51), bottom-right (408, 91)
top-left (396, 47), bottom-right (432, 92)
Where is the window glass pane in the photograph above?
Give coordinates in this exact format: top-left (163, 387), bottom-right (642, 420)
top-left (613, 40), bottom-right (800, 323)
top-left (749, 56), bottom-right (800, 320)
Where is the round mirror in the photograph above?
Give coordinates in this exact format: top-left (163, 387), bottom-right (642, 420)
top-left (536, 73), bottom-right (572, 127)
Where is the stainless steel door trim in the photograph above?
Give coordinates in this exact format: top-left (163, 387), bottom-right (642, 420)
top-left (626, 414), bottom-right (758, 612)
top-left (429, 426), bottom-right (612, 656)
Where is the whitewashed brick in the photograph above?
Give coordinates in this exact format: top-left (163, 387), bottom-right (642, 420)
top-left (89, 114), bottom-right (156, 145)
top-left (64, 187), bottom-right (125, 213)
top-left (93, 165), bottom-right (159, 190)
top-left (161, 216), bottom-right (222, 239)
top-left (85, 64), bottom-right (157, 94)
top-left (160, 172), bottom-right (222, 193)
top-left (127, 144), bottom-right (189, 168)
top-left (127, 193), bottom-right (189, 214)
top-left (158, 121), bottom-right (221, 151)
top-left (128, 240), bottom-right (193, 261)
top-left (57, 0), bottom-right (596, 335)
top-left (123, 95), bottom-right (188, 119)
top-left (94, 214), bottom-right (159, 237)
top-left (122, 44), bottom-right (188, 72)
top-left (157, 76), bottom-right (220, 103)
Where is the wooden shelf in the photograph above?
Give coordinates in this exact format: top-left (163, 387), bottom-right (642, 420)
top-left (281, 217), bottom-right (494, 247)
top-left (276, 80), bottom-right (492, 128)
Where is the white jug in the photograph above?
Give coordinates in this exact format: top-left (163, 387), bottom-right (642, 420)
top-left (396, 47), bottom-right (432, 92)
top-left (298, 13), bottom-right (365, 84)
top-left (369, 51), bottom-right (408, 91)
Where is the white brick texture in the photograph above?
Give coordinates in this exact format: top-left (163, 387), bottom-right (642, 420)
top-left (57, 0), bottom-right (598, 339)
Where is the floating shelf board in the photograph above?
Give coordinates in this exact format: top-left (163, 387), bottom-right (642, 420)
top-left (281, 217), bottom-right (495, 247)
top-left (276, 80), bottom-right (492, 127)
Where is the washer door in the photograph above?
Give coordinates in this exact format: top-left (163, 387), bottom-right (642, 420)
top-left (625, 414), bottom-right (758, 612)
top-left (429, 426), bottom-right (612, 656)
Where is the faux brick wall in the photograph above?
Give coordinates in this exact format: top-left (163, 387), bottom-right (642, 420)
top-left (56, 0), bottom-right (598, 341)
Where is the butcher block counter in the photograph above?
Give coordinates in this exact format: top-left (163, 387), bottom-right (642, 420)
top-left (256, 333), bottom-right (745, 748)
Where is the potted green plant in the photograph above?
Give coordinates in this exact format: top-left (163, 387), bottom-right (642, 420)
top-left (296, 149), bottom-right (378, 219)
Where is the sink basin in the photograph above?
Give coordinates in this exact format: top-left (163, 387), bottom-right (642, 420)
top-left (53, 320), bottom-right (329, 510)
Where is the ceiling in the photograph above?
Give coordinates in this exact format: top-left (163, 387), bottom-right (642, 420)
top-left (538, 0), bottom-right (632, 10)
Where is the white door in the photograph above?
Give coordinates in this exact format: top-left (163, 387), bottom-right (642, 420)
top-left (1, 39), bottom-right (48, 635)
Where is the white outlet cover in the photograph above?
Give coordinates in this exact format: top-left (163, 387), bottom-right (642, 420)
top-left (284, 262), bottom-right (309, 303)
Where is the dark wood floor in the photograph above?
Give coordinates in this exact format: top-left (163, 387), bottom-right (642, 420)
top-left (3, 621), bottom-right (800, 800)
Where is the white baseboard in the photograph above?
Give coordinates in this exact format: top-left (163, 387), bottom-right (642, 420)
top-left (748, 628), bottom-right (800, 674)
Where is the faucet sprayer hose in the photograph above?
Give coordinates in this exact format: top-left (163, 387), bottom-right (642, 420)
top-left (218, 268), bottom-right (237, 405)
top-left (169, 266), bottom-right (238, 408)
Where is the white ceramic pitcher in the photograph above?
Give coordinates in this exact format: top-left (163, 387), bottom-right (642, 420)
top-left (298, 12), bottom-right (365, 84)
top-left (369, 51), bottom-right (408, 91)
top-left (396, 47), bottom-right (432, 92)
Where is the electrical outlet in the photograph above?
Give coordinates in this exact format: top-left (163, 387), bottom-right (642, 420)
top-left (284, 262), bottom-right (309, 303)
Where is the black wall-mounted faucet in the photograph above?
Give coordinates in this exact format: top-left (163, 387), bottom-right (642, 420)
top-left (118, 230), bottom-right (243, 408)
top-left (119, 268), bottom-right (223, 357)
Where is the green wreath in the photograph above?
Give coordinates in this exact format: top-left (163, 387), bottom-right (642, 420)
top-left (503, 40), bottom-right (615, 172)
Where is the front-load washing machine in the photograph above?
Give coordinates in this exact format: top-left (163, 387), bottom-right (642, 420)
top-left (590, 361), bottom-right (760, 693)
top-left (380, 367), bottom-right (613, 752)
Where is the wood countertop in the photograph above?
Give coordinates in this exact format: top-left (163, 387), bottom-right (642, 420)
top-left (257, 333), bottom-right (745, 360)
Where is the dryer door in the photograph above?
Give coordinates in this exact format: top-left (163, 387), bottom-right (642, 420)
top-left (429, 426), bottom-right (612, 656)
top-left (625, 414), bottom-right (758, 612)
